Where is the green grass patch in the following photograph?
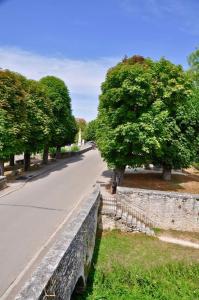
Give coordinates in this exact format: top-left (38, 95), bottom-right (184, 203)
top-left (74, 231), bottom-right (199, 300)
top-left (193, 162), bottom-right (199, 170)
top-left (49, 144), bottom-right (80, 156)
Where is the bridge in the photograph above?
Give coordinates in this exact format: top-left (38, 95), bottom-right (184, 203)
top-left (16, 187), bottom-right (101, 300)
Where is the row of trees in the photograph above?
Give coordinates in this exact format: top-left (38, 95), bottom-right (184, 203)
top-left (96, 52), bottom-right (199, 186)
top-left (0, 70), bottom-right (77, 175)
top-left (75, 118), bottom-right (97, 142)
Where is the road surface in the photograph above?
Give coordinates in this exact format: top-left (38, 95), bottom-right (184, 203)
top-left (0, 150), bottom-right (107, 299)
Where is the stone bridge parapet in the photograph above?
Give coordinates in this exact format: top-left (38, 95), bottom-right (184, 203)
top-left (16, 187), bottom-right (100, 300)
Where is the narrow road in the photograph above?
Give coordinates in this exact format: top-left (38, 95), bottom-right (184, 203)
top-left (0, 150), bottom-right (107, 299)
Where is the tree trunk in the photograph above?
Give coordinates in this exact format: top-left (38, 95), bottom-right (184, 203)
top-left (116, 166), bottom-right (126, 185)
top-left (162, 165), bottom-right (172, 181)
top-left (9, 154), bottom-right (15, 166)
top-left (144, 163), bottom-right (151, 170)
top-left (42, 145), bottom-right (49, 164)
top-left (56, 146), bottom-right (61, 159)
top-left (0, 160), bottom-right (4, 176)
top-left (111, 170), bottom-right (117, 194)
top-left (111, 166), bottom-right (126, 194)
top-left (24, 152), bottom-right (31, 171)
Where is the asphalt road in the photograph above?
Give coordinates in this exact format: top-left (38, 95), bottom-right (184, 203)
top-left (0, 150), bottom-right (106, 299)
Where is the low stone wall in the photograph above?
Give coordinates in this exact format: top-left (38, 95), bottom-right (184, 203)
top-left (51, 146), bottom-right (93, 159)
top-left (0, 176), bottom-right (7, 190)
top-left (117, 187), bottom-right (199, 232)
top-left (16, 187), bottom-right (100, 300)
top-left (77, 146), bottom-right (93, 155)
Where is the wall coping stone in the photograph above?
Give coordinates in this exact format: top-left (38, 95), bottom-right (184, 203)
top-left (117, 186), bottom-right (199, 199)
top-left (16, 186), bottom-right (100, 300)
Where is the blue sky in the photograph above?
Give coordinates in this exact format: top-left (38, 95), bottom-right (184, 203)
top-left (0, 0), bottom-right (198, 120)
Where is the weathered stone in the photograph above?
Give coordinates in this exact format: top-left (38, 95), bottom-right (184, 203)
top-left (117, 187), bottom-right (199, 232)
top-left (0, 176), bottom-right (7, 190)
top-left (16, 187), bottom-right (100, 300)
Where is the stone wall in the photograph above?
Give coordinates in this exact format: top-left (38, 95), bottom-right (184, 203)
top-left (117, 187), bottom-right (199, 232)
top-left (16, 187), bottom-right (100, 300)
top-left (0, 176), bottom-right (7, 190)
top-left (51, 146), bottom-right (93, 159)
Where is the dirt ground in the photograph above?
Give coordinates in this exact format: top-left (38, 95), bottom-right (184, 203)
top-left (121, 167), bottom-right (199, 194)
top-left (155, 229), bottom-right (199, 244)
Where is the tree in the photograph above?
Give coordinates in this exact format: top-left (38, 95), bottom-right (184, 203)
top-left (97, 56), bottom-right (197, 187)
top-left (188, 48), bottom-right (199, 167)
top-left (188, 47), bottom-right (199, 86)
top-left (97, 56), bottom-right (154, 186)
top-left (75, 118), bottom-right (87, 141)
top-left (85, 119), bottom-right (97, 141)
top-left (23, 80), bottom-right (53, 170)
top-left (0, 70), bottom-right (27, 175)
top-left (150, 59), bottom-right (199, 179)
top-left (40, 76), bottom-right (77, 160)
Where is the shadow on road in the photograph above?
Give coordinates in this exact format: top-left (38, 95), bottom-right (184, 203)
top-left (23, 154), bottom-right (84, 183)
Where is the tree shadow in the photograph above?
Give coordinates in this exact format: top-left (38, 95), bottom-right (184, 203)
top-left (100, 169), bottom-right (113, 178)
top-left (121, 172), bottom-right (199, 193)
top-left (29, 155), bottom-right (84, 182)
top-left (7, 154), bottom-right (84, 184)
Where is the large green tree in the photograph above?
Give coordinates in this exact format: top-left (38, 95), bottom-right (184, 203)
top-left (188, 48), bottom-right (199, 167)
top-left (0, 70), bottom-right (27, 174)
top-left (97, 56), bottom-right (198, 186)
top-left (188, 47), bottom-right (199, 86)
top-left (40, 76), bottom-right (77, 160)
top-left (23, 79), bottom-right (53, 170)
top-left (85, 119), bottom-right (97, 141)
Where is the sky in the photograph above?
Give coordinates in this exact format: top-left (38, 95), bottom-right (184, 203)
top-left (0, 0), bottom-right (198, 120)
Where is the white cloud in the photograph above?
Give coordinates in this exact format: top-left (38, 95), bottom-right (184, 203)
top-left (0, 47), bottom-right (118, 120)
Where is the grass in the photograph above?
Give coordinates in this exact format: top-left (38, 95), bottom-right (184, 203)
top-left (49, 144), bottom-right (80, 155)
top-left (193, 162), bottom-right (199, 170)
top-left (74, 231), bottom-right (199, 300)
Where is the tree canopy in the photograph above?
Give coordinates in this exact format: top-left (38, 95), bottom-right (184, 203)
top-left (97, 56), bottom-right (199, 183)
top-left (0, 70), bottom-right (77, 173)
top-left (40, 76), bottom-right (77, 150)
top-left (0, 70), bottom-right (27, 161)
top-left (188, 47), bottom-right (199, 86)
top-left (85, 119), bottom-right (97, 141)
top-left (75, 118), bottom-right (87, 141)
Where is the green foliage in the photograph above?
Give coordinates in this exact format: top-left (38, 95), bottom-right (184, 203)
top-left (40, 76), bottom-right (77, 147)
top-left (0, 70), bottom-right (27, 159)
top-left (84, 119), bottom-right (97, 141)
top-left (0, 70), bottom-right (77, 170)
top-left (70, 144), bottom-right (80, 152)
top-left (75, 231), bottom-right (199, 300)
top-left (75, 118), bottom-right (87, 140)
top-left (49, 144), bottom-right (80, 156)
top-left (188, 47), bottom-right (199, 86)
top-left (49, 147), bottom-right (57, 156)
top-left (23, 79), bottom-right (53, 153)
top-left (193, 162), bottom-right (199, 170)
top-left (97, 56), bottom-right (199, 171)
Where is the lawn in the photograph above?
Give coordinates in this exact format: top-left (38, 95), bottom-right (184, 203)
top-left (74, 231), bottom-right (199, 300)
